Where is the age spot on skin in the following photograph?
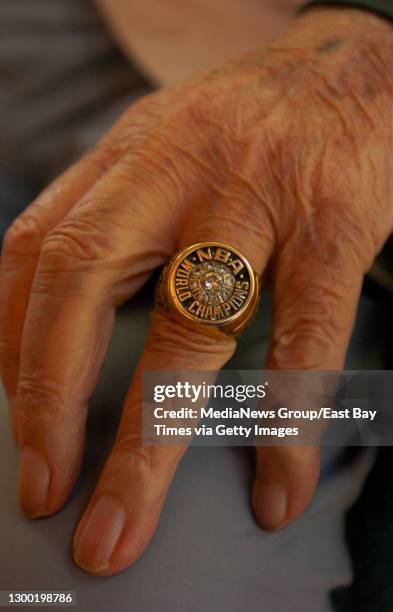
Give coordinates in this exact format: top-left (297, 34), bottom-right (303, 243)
top-left (316, 39), bottom-right (343, 54)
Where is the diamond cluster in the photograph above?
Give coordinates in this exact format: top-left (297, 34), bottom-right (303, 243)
top-left (188, 261), bottom-right (235, 305)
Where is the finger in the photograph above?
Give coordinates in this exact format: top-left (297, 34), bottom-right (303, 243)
top-left (16, 146), bottom-right (205, 519)
top-left (253, 246), bottom-right (364, 531)
top-left (0, 146), bottom-right (117, 443)
top-left (73, 311), bottom-right (236, 575)
top-left (73, 195), bottom-right (274, 576)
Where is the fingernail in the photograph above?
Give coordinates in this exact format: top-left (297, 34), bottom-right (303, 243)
top-left (74, 496), bottom-right (126, 572)
top-left (19, 447), bottom-right (50, 518)
top-left (255, 482), bottom-right (287, 531)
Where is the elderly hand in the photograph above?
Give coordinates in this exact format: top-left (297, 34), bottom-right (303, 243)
top-left (0, 6), bottom-right (392, 575)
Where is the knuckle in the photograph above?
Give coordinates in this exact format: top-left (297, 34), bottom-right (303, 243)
top-left (114, 436), bottom-right (182, 474)
top-left (270, 279), bottom-right (353, 369)
top-left (114, 150), bottom-right (183, 219)
top-left (17, 376), bottom-right (65, 425)
top-left (111, 440), bottom-right (154, 479)
top-left (148, 310), bottom-right (236, 363)
top-left (2, 209), bottom-right (45, 260)
top-left (270, 324), bottom-right (336, 370)
top-left (115, 433), bottom-right (145, 457)
top-left (40, 217), bottom-right (114, 269)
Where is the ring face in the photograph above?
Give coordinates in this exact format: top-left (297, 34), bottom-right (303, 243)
top-left (168, 243), bottom-right (256, 329)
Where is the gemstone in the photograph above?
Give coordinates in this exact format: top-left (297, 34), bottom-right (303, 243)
top-left (188, 261), bottom-right (235, 305)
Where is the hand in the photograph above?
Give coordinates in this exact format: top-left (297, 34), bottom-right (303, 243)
top-left (1, 6), bottom-right (392, 576)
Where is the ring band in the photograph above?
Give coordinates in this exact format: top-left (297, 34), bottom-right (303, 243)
top-left (155, 242), bottom-right (261, 336)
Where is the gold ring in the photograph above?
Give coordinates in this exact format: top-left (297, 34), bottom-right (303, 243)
top-left (155, 242), bottom-right (261, 336)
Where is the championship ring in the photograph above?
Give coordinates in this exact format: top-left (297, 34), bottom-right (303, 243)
top-left (155, 242), bottom-right (261, 336)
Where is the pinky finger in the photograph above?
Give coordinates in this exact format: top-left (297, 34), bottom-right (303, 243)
top-left (253, 248), bottom-right (364, 531)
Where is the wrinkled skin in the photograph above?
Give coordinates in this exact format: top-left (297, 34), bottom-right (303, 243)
top-left (0, 7), bottom-right (392, 576)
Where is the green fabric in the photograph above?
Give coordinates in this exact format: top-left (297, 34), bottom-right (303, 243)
top-left (300, 0), bottom-right (393, 21)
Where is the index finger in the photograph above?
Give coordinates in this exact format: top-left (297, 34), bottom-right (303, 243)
top-left (16, 149), bottom-right (196, 518)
